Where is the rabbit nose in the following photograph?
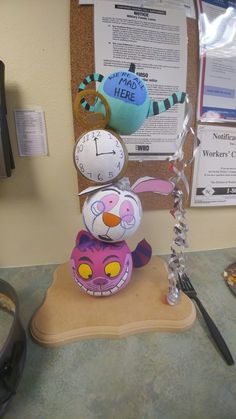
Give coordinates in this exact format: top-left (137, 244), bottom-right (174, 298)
top-left (102, 212), bottom-right (121, 227)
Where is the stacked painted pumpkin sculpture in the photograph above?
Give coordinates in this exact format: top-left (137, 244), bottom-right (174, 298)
top-left (71, 64), bottom-right (186, 297)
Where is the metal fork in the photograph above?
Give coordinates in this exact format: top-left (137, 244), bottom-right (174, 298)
top-left (179, 273), bottom-right (234, 366)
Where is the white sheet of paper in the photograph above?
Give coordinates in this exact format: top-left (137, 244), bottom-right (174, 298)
top-left (198, 55), bottom-right (236, 122)
top-left (94, 1), bottom-right (187, 160)
top-left (14, 108), bottom-right (48, 157)
top-left (191, 125), bottom-right (236, 207)
top-left (197, 0), bottom-right (236, 122)
top-left (79, 0), bottom-right (196, 18)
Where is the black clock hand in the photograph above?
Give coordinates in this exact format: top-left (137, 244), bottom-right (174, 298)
top-left (97, 150), bottom-right (116, 156)
top-left (94, 137), bottom-right (116, 156)
top-left (94, 137), bottom-right (99, 156)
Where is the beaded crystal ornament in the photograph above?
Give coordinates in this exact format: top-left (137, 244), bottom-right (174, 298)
top-left (166, 96), bottom-right (200, 305)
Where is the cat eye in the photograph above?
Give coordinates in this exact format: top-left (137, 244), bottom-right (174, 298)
top-left (104, 262), bottom-right (121, 278)
top-left (78, 263), bottom-right (93, 280)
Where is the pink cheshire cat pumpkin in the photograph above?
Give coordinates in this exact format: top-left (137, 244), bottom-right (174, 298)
top-left (70, 230), bottom-right (152, 297)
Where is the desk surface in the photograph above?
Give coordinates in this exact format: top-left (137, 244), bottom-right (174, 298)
top-left (0, 248), bottom-right (236, 419)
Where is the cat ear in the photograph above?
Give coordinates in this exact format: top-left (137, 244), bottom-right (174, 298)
top-left (132, 239), bottom-right (152, 268)
top-left (75, 230), bottom-right (92, 245)
top-left (131, 176), bottom-right (174, 195)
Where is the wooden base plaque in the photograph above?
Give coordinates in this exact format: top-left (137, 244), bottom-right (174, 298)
top-left (30, 256), bottom-right (196, 347)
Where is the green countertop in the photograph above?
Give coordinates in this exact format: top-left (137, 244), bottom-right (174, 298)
top-left (0, 248), bottom-right (236, 419)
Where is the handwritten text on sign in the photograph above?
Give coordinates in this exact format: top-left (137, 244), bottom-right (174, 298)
top-left (103, 72), bottom-right (147, 105)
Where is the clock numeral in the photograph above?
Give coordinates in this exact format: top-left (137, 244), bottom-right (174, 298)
top-left (117, 162), bottom-right (121, 169)
top-left (97, 173), bottom-right (103, 181)
top-left (108, 171), bottom-right (114, 179)
top-left (116, 140), bottom-right (119, 147)
top-left (78, 144), bottom-right (83, 152)
top-left (75, 156), bottom-right (79, 165)
top-left (87, 172), bottom-right (92, 178)
top-left (119, 150), bottom-right (124, 159)
top-left (82, 134), bottom-right (90, 144)
top-left (79, 163), bottom-right (85, 173)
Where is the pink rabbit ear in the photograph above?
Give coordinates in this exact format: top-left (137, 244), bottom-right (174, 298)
top-left (131, 176), bottom-right (174, 195)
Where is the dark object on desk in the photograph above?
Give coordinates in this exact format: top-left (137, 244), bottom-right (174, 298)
top-left (0, 279), bottom-right (27, 418)
top-left (0, 60), bottom-right (15, 178)
top-left (223, 262), bottom-right (236, 298)
top-left (179, 273), bottom-right (234, 366)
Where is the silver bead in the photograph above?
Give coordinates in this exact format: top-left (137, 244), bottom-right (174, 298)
top-left (167, 287), bottom-right (180, 305)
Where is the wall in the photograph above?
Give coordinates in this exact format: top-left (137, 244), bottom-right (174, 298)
top-left (0, 0), bottom-right (235, 267)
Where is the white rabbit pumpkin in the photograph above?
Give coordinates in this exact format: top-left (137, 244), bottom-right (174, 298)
top-left (80, 177), bottom-right (174, 243)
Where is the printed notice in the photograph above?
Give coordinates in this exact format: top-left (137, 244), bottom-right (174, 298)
top-left (197, 0), bottom-right (236, 122)
top-left (80, 0), bottom-right (196, 18)
top-left (94, 1), bottom-right (187, 160)
top-left (14, 108), bottom-right (48, 157)
top-left (191, 125), bottom-right (236, 206)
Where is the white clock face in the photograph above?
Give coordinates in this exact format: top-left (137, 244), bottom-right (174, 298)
top-left (74, 129), bottom-right (127, 183)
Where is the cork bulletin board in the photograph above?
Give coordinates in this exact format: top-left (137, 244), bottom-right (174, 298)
top-left (70, 0), bottom-right (199, 210)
